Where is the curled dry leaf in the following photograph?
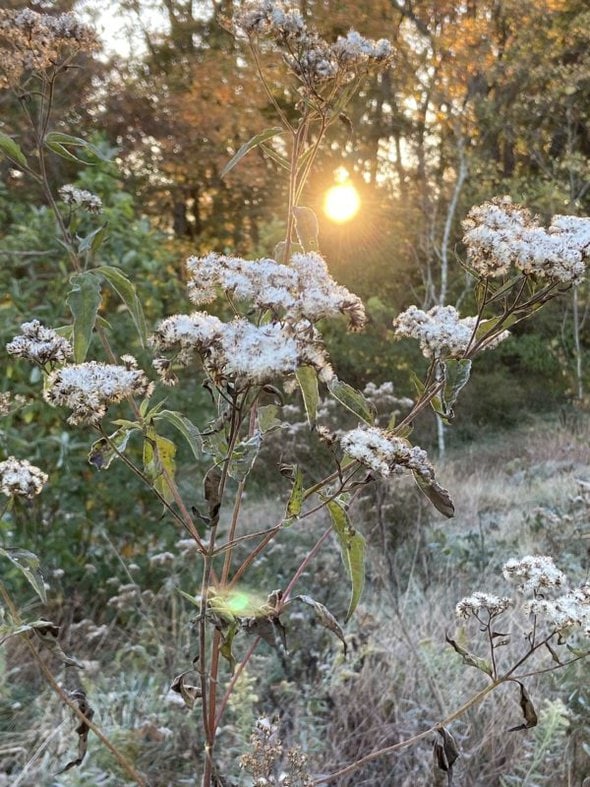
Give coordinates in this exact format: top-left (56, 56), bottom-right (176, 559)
top-left (58, 689), bottom-right (94, 774)
top-left (170, 670), bottom-right (202, 710)
top-left (508, 681), bottom-right (538, 732)
top-left (293, 594), bottom-right (347, 656)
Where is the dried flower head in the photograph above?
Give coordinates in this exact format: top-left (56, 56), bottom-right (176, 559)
top-left (44, 360), bottom-right (153, 424)
top-left (502, 555), bottom-right (566, 595)
top-left (59, 185), bottom-right (103, 214)
top-left (340, 426), bottom-right (434, 480)
top-left (0, 9), bottom-right (99, 88)
top-left (0, 392), bottom-right (26, 417)
top-left (7, 320), bottom-right (72, 366)
top-left (527, 584), bottom-right (590, 635)
top-left (393, 305), bottom-right (490, 359)
top-left (0, 456), bottom-right (47, 498)
top-left (456, 592), bottom-right (512, 619)
top-left (463, 197), bottom-right (589, 284)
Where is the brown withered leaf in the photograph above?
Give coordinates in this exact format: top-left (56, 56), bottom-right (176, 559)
top-left (508, 681), bottom-right (538, 731)
top-left (434, 726), bottom-right (460, 772)
top-left (34, 624), bottom-right (84, 669)
top-left (242, 615), bottom-right (287, 653)
top-left (204, 465), bottom-right (222, 526)
top-left (170, 670), bottom-right (202, 710)
top-left (294, 595), bottom-right (347, 656)
top-left (58, 689), bottom-right (94, 774)
top-left (445, 633), bottom-right (492, 676)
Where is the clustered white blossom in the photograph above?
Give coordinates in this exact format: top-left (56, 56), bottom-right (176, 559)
top-left (339, 426), bottom-right (434, 480)
top-left (463, 197), bottom-right (590, 284)
top-left (186, 251), bottom-right (366, 330)
top-left (233, 1), bottom-right (392, 87)
top-left (527, 584), bottom-right (590, 635)
top-left (0, 456), bottom-right (48, 498)
top-left (44, 358), bottom-right (153, 424)
top-left (7, 320), bottom-right (73, 366)
top-left (393, 304), bottom-right (507, 359)
top-left (455, 592), bottom-right (512, 619)
top-left (58, 184), bottom-right (103, 214)
top-left (151, 312), bottom-right (333, 386)
top-left (0, 9), bottom-right (99, 88)
top-left (502, 555), bottom-right (566, 594)
top-left (0, 392), bottom-right (25, 417)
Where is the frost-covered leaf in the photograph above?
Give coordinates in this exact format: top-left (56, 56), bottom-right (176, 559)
top-left (414, 473), bottom-right (455, 518)
top-left (0, 547), bottom-right (46, 603)
top-left (328, 378), bottom-right (374, 425)
top-left (293, 595), bottom-right (347, 655)
top-left (296, 366), bottom-right (319, 425)
top-left (88, 426), bottom-right (136, 470)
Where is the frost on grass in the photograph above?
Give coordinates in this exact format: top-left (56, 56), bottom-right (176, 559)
top-left (44, 359), bottom-right (153, 425)
top-left (0, 456), bottom-right (48, 498)
top-left (462, 196), bottom-right (590, 283)
top-left (7, 320), bottom-right (73, 366)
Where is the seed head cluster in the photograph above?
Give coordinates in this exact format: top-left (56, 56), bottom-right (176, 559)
top-left (0, 9), bottom-right (98, 88)
top-left (7, 320), bottom-right (73, 366)
top-left (59, 185), bottom-right (103, 214)
top-left (0, 456), bottom-right (48, 498)
top-left (340, 426), bottom-right (434, 480)
top-left (463, 197), bottom-right (590, 284)
top-left (44, 359), bottom-right (153, 425)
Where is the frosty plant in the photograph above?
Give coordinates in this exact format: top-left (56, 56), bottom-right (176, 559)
top-left (1, 3), bottom-right (590, 786)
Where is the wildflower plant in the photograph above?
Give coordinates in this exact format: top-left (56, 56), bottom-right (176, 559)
top-left (1, 3), bottom-right (590, 786)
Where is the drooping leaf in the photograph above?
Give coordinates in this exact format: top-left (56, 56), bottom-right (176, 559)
top-left (0, 547), bottom-right (46, 603)
top-left (326, 500), bottom-right (366, 621)
top-left (242, 615), bottom-right (287, 653)
top-left (433, 726), bottom-right (460, 774)
top-left (170, 670), bottom-right (202, 710)
top-left (296, 366), bottom-right (320, 426)
top-left (34, 623), bottom-right (84, 668)
top-left (294, 594), bottom-right (347, 655)
top-left (88, 426), bottom-right (136, 470)
top-left (445, 634), bottom-right (492, 676)
top-left (66, 272), bottom-right (102, 363)
top-left (257, 404), bottom-right (282, 433)
top-left (0, 618), bottom-right (58, 646)
top-left (57, 690), bottom-right (95, 774)
top-left (328, 378), bottom-right (375, 425)
top-left (221, 126), bottom-right (283, 178)
top-left (432, 359), bottom-right (472, 423)
top-left (293, 206), bottom-right (319, 252)
top-left (203, 465), bottom-right (223, 526)
top-left (155, 410), bottom-right (202, 461)
top-left (413, 473), bottom-right (455, 518)
top-left (93, 265), bottom-right (147, 346)
top-left (0, 131), bottom-right (27, 167)
top-left (143, 425), bottom-right (177, 504)
top-left (285, 466), bottom-right (304, 520)
top-left (508, 681), bottom-right (538, 731)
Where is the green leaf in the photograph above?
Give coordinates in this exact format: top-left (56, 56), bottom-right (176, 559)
top-left (257, 404), bottom-right (282, 433)
top-left (293, 206), bottom-right (319, 252)
top-left (0, 547), bottom-right (46, 603)
top-left (328, 378), bottom-right (374, 425)
top-left (93, 265), bottom-right (147, 346)
top-left (44, 132), bottom-right (109, 162)
top-left (45, 141), bottom-right (91, 165)
top-left (155, 410), bottom-right (202, 461)
top-left (294, 594), bottom-right (347, 655)
top-left (285, 466), bottom-right (304, 519)
top-left (295, 366), bottom-right (319, 426)
top-left (326, 500), bottom-right (365, 621)
top-left (88, 427), bottom-right (136, 470)
top-left (0, 131), bottom-right (27, 167)
top-left (413, 473), bottom-right (455, 518)
top-left (0, 619), bottom-right (57, 646)
top-left (221, 127), bottom-right (284, 178)
top-left (228, 433), bottom-right (261, 481)
top-left (78, 223), bottom-right (108, 256)
top-left (66, 272), bottom-right (102, 363)
top-left (143, 425), bottom-right (177, 504)
top-left (433, 359), bottom-right (472, 423)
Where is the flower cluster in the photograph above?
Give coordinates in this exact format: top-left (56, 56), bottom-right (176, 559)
top-left (528, 584), bottom-right (590, 635)
top-left (502, 555), bottom-right (566, 594)
top-left (0, 456), bottom-right (48, 498)
top-left (463, 197), bottom-right (590, 284)
top-left (392, 304), bottom-right (507, 359)
top-left (44, 358), bottom-right (153, 425)
top-left (456, 592), bottom-right (512, 619)
top-left (0, 9), bottom-right (98, 88)
top-left (151, 312), bottom-right (333, 387)
top-left (0, 392), bottom-right (26, 418)
top-left (186, 251), bottom-right (366, 330)
top-left (58, 185), bottom-right (103, 214)
top-left (7, 320), bottom-right (73, 366)
top-left (340, 426), bottom-right (434, 480)
top-left (233, 1), bottom-right (391, 88)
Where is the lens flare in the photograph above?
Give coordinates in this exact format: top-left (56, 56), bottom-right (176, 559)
top-left (324, 183), bottom-right (361, 223)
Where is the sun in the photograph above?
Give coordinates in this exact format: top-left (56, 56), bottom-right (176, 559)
top-left (324, 182), bottom-right (361, 223)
